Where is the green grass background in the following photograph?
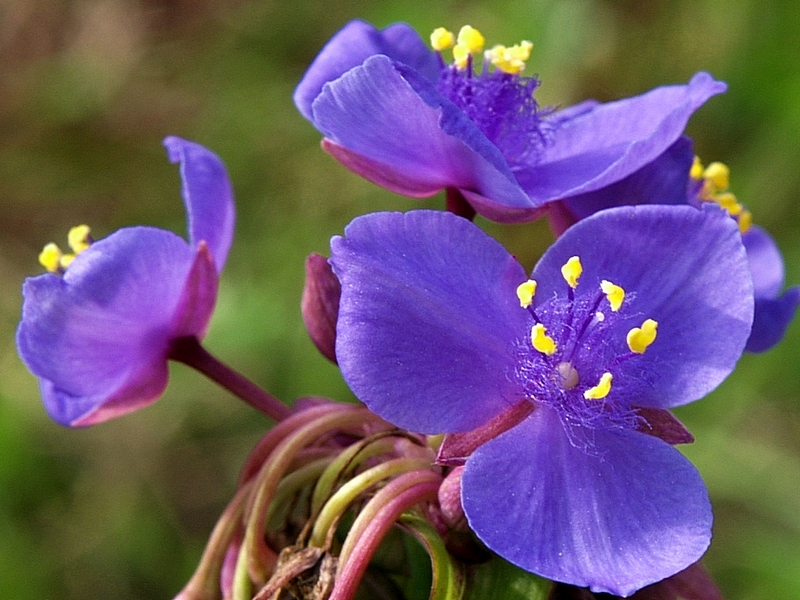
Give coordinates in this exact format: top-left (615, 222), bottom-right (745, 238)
top-left (1, 0), bottom-right (799, 598)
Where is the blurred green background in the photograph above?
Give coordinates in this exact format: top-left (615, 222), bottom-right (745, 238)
top-left (1, 0), bottom-right (799, 598)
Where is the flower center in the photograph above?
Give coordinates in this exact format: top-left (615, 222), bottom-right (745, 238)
top-left (514, 256), bottom-right (658, 453)
top-left (429, 26), bottom-right (548, 167)
top-left (690, 157), bottom-right (752, 234)
top-left (39, 224), bottom-right (93, 274)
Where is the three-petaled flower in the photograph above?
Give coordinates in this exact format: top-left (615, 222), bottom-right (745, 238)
top-left (16, 136), bottom-right (235, 427)
top-left (330, 207), bottom-right (753, 595)
top-left (295, 20), bottom-right (726, 222)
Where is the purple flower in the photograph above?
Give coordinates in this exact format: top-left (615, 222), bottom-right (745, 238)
top-left (330, 207), bottom-right (753, 595)
top-left (549, 136), bottom-right (800, 352)
top-left (16, 136), bottom-right (235, 427)
top-left (294, 20), bottom-right (726, 222)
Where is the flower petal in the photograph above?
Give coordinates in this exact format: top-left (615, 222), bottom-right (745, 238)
top-left (16, 227), bottom-right (195, 426)
top-left (462, 407), bottom-right (712, 596)
top-left (311, 55), bottom-right (535, 213)
top-left (171, 241), bottom-right (220, 340)
top-left (518, 73), bottom-right (726, 203)
top-left (330, 210), bottom-right (528, 433)
top-left (294, 20), bottom-right (438, 121)
top-left (743, 225), bottom-right (785, 299)
top-left (747, 290), bottom-right (800, 353)
top-left (533, 205), bottom-right (753, 408)
top-left (554, 136), bottom-right (695, 231)
top-left (164, 136), bottom-right (235, 272)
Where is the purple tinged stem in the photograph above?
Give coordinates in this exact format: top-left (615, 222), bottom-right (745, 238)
top-left (330, 471), bottom-right (442, 600)
top-left (169, 336), bottom-right (292, 422)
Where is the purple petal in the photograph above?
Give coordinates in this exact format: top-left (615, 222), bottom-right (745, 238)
top-left (518, 73), bottom-right (726, 203)
top-left (311, 55), bottom-right (535, 214)
top-left (462, 407), bottom-right (712, 596)
top-left (164, 136), bottom-right (235, 272)
top-left (533, 205), bottom-right (753, 408)
top-left (171, 242), bottom-right (220, 339)
top-left (743, 225), bottom-right (785, 298)
top-left (746, 289), bottom-right (800, 353)
top-left (330, 210), bottom-right (528, 433)
top-left (294, 20), bottom-right (438, 121)
top-left (558, 136), bottom-right (695, 224)
top-left (16, 227), bottom-right (196, 426)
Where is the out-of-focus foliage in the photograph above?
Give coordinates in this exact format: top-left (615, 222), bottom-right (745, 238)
top-left (1, 1), bottom-right (799, 598)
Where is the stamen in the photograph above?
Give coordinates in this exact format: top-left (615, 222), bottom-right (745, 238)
top-left (561, 256), bottom-right (582, 289)
top-left (690, 156), bottom-right (704, 180)
top-left (486, 41), bottom-right (533, 75)
top-left (68, 224), bottom-right (92, 254)
top-left (703, 162), bottom-right (730, 191)
top-left (516, 279), bottom-right (537, 308)
top-left (430, 27), bottom-right (455, 51)
top-left (453, 26), bottom-right (485, 69)
top-left (600, 280), bottom-right (625, 312)
top-left (456, 25), bottom-right (485, 53)
top-left (738, 210), bottom-right (752, 234)
top-left (627, 319), bottom-right (658, 354)
top-left (583, 372), bottom-right (613, 400)
top-left (531, 323), bottom-right (556, 356)
top-left (714, 192), bottom-right (742, 216)
top-left (39, 243), bottom-right (63, 274)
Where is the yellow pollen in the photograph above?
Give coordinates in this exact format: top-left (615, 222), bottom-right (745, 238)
top-left (714, 192), bottom-right (742, 216)
top-left (561, 256), bottom-right (582, 289)
top-left (627, 319), bottom-right (658, 354)
top-left (516, 279), bottom-right (538, 308)
top-left (584, 372), bottom-right (613, 400)
top-left (456, 25), bottom-right (485, 53)
top-left (430, 27), bottom-right (455, 51)
top-left (690, 156), bottom-right (704, 180)
top-left (59, 253), bottom-right (77, 270)
top-left (38, 243), bottom-right (63, 273)
top-left (738, 209), bottom-right (752, 234)
top-left (531, 323), bottom-right (557, 356)
top-left (487, 40), bottom-right (533, 74)
top-left (600, 280), bottom-right (625, 312)
top-left (68, 224), bottom-right (92, 254)
top-left (703, 161), bottom-right (730, 192)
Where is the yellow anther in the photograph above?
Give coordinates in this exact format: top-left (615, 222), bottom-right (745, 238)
top-left (487, 41), bottom-right (533, 74)
top-left (456, 25), bottom-right (485, 53)
top-left (738, 209), bottom-right (752, 234)
top-left (627, 319), bottom-right (658, 354)
top-left (714, 192), bottom-right (742, 216)
top-left (452, 44), bottom-right (470, 69)
top-left (600, 280), bottom-right (625, 312)
top-left (68, 224), bottom-right (92, 254)
top-left (59, 253), bottom-right (76, 270)
top-left (561, 256), bottom-right (583, 289)
top-left (584, 372), bottom-right (613, 400)
top-left (39, 243), bottom-right (63, 273)
top-left (516, 279), bottom-right (538, 308)
top-left (690, 156), bottom-right (704, 180)
top-left (430, 27), bottom-right (455, 51)
top-left (531, 323), bottom-right (557, 356)
top-left (703, 161), bottom-right (730, 192)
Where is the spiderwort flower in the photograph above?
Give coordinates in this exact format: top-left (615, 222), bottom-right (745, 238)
top-left (330, 208), bottom-right (753, 595)
top-left (16, 136), bottom-right (235, 427)
top-left (549, 136), bottom-right (800, 352)
top-left (294, 20), bottom-right (726, 222)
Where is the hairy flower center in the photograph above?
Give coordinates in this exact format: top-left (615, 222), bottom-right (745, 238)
top-left (514, 256), bottom-right (658, 454)
top-left (39, 224), bottom-right (93, 274)
top-left (429, 26), bottom-right (548, 168)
